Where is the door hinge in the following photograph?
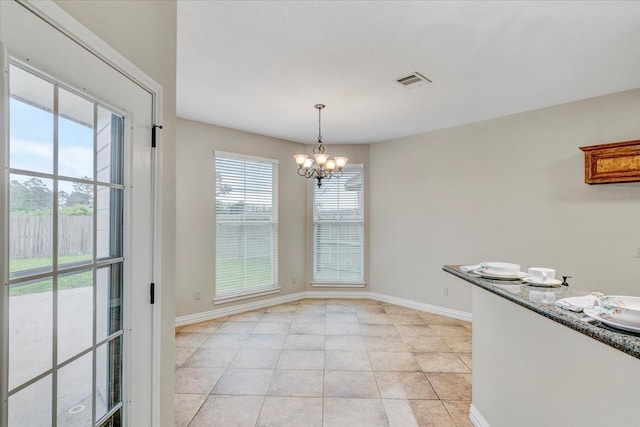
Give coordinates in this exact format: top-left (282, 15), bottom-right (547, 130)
top-left (150, 282), bottom-right (155, 304)
top-left (152, 124), bottom-right (163, 148)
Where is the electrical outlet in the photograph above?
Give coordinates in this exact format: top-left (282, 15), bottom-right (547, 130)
top-left (443, 288), bottom-right (449, 296)
top-left (195, 290), bottom-right (201, 300)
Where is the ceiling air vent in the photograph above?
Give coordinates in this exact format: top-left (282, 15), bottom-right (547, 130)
top-left (395, 72), bottom-right (432, 89)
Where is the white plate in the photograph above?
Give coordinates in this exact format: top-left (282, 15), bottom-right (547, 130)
top-left (598, 295), bottom-right (640, 324)
top-left (599, 295), bottom-right (640, 311)
top-left (583, 307), bottom-right (640, 333)
top-left (473, 270), bottom-right (528, 280)
top-left (481, 262), bottom-right (521, 273)
top-left (522, 277), bottom-right (562, 287)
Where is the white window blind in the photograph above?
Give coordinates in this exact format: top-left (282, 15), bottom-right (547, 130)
top-left (215, 152), bottom-right (278, 300)
top-left (313, 164), bottom-right (364, 283)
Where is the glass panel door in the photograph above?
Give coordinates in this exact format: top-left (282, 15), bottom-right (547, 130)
top-left (7, 64), bottom-right (125, 427)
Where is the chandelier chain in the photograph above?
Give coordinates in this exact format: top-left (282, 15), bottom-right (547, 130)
top-left (317, 104), bottom-right (322, 143)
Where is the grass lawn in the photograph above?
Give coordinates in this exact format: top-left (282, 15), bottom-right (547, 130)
top-left (10, 254), bottom-right (91, 272)
top-left (215, 257), bottom-right (273, 294)
top-left (10, 254), bottom-right (94, 296)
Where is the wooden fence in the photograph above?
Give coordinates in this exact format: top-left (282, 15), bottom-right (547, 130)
top-left (10, 215), bottom-right (92, 258)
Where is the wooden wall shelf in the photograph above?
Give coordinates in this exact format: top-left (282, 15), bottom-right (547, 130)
top-left (579, 139), bottom-right (640, 184)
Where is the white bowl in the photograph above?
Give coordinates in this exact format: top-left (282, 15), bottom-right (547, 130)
top-left (598, 295), bottom-right (640, 325)
top-left (528, 267), bottom-right (556, 282)
top-left (481, 262), bottom-right (521, 275)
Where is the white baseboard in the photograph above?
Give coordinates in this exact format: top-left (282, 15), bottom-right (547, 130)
top-left (369, 292), bottom-right (472, 322)
top-left (469, 404), bottom-right (490, 427)
top-left (175, 290), bottom-right (472, 326)
top-left (175, 292), bottom-right (306, 326)
top-left (305, 290), bottom-right (374, 299)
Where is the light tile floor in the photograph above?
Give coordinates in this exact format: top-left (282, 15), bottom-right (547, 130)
top-left (175, 299), bottom-right (473, 427)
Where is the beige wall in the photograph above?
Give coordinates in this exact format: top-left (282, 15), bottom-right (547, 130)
top-left (178, 88), bottom-right (640, 318)
top-left (176, 118), bottom-right (305, 316)
top-left (370, 88), bottom-right (640, 313)
top-left (55, 1), bottom-right (177, 425)
top-left (176, 118), bottom-right (371, 316)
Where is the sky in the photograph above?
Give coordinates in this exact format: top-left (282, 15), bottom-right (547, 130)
top-left (10, 91), bottom-right (95, 195)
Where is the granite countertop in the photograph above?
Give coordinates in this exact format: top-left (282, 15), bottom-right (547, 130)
top-left (443, 265), bottom-right (640, 360)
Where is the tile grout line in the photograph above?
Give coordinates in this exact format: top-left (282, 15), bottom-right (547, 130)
top-left (176, 298), bottom-right (473, 426)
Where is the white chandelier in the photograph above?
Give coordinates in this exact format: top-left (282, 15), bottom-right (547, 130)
top-left (293, 104), bottom-right (348, 188)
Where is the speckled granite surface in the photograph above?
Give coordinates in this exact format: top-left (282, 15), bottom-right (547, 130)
top-left (443, 265), bottom-right (640, 360)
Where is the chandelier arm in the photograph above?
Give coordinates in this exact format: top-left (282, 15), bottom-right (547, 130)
top-left (294, 103), bottom-right (347, 189)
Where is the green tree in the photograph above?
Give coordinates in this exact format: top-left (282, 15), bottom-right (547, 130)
top-left (59, 190), bottom-right (70, 206)
top-left (215, 172), bottom-right (232, 214)
top-left (216, 172), bottom-right (232, 197)
top-left (10, 178), bottom-right (52, 213)
top-left (9, 180), bottom-right (27, 212)
top-left (65, 177), bottom-right (93, 207)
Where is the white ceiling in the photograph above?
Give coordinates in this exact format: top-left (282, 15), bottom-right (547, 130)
top-left (177, 1), bottom-right (640, 145)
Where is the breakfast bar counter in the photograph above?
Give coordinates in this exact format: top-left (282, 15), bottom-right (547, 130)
top-left (443, 265), bottom-right (640, 359)
top-left (443, 265), bottom-right (640, 427)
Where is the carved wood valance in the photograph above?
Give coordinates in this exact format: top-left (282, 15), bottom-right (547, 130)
top-left (579, 140), bottom-right (640, 184)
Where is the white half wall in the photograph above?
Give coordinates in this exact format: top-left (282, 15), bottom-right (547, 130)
top-left (370, 88), bottom-right (640, 313)
top-left (471, 286), bottom-right (640, 427)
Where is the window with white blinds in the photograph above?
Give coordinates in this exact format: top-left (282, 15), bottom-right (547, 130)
top-left (215, 152), bottom-right (279, 300)
top-left (313, 164), bottom-right (364, 284)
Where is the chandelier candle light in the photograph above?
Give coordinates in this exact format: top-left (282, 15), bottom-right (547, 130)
top-left (293, 104), bottom-right (348, 188)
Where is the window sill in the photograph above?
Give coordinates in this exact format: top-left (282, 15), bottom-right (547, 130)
top-left (311, 282), bottom-right (366, 288)
top-left (214, 286), bottom-right (281, 305)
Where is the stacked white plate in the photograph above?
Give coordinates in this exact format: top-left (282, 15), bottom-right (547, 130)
top-left (584, 295), bottom-right (640, 333)
top-left (473, 262), bottom-right (527, 280)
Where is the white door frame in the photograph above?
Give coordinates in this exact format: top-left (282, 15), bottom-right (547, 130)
top-left (3, 1), bottom-right (164, 425)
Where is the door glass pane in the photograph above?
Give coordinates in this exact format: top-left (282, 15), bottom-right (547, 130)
top-left (57, 353), bottom-right (93, 427)
top-left (97, 107), bottom-right (123, 185)
top-left (8, 374), bottom-right (52, 427)
top-left (96, 264), bottom-right (122, 343)
top-left (59, 179), bottom-right (93, 266)
top-left (58, 270), bottom-right (93, 363)
top-left (9, 278), bottom-right (53, 390)
top-left (9, 175), bottom-right (53, 277)
top-left (98, 408), bottom-right (122, 427)
top-left (96, 187), bottom-right (122, 259)
top-left (58, 87), bottom-right (94, 179)
top-left (9, 64), bottom-right (54, 175)
top-left (96, 336), bottom-right (122, 421)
